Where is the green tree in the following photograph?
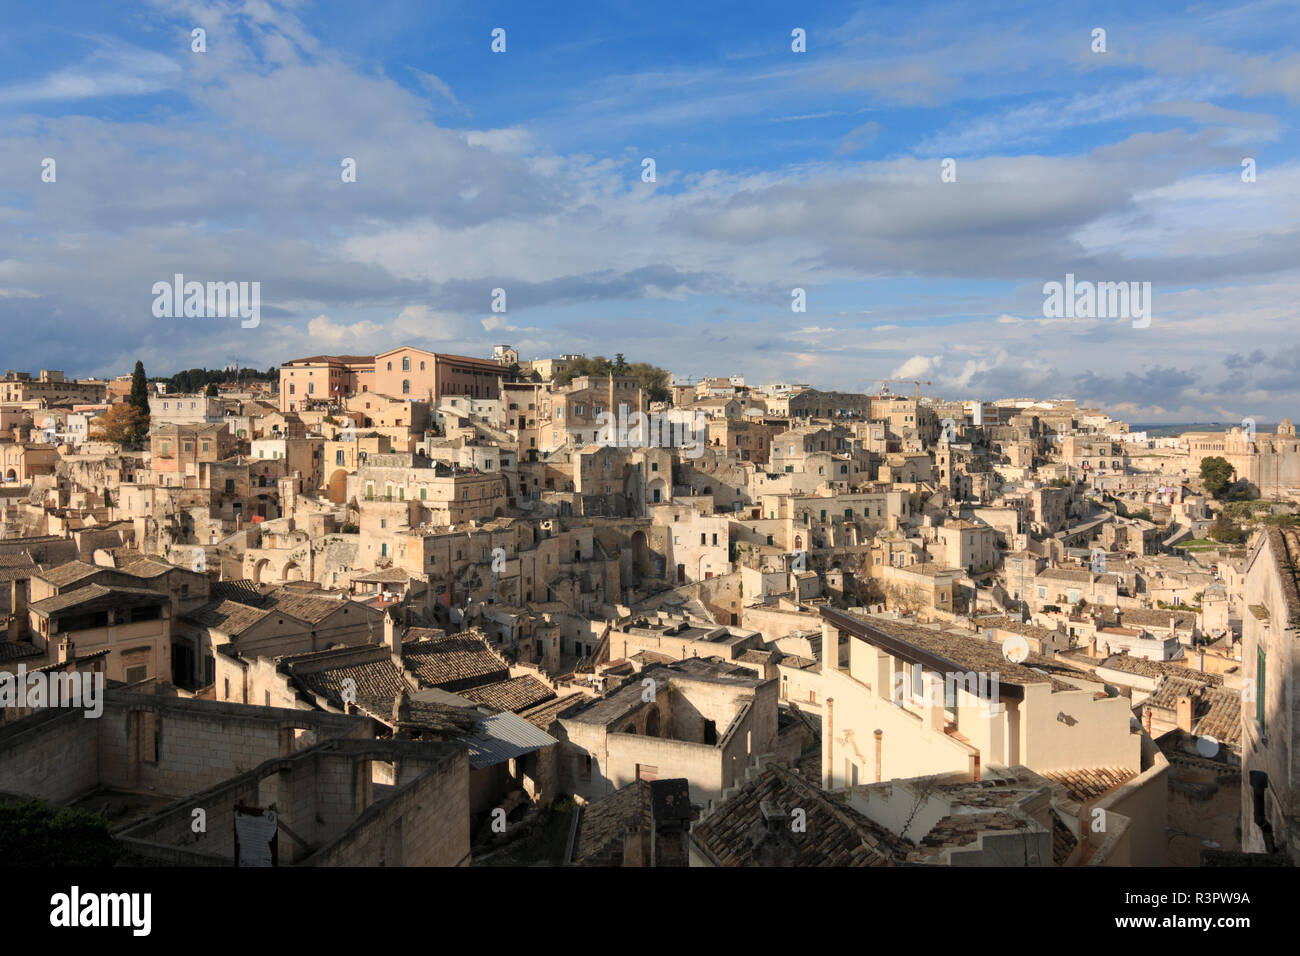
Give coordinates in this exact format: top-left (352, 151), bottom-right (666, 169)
top-left (128, 360), bottom-right (150, 420)
top-left (0, 799), bottom-right (121, 866)
top-left (1208, 512), bottom-right (1244, 544)
top-left (556, 355), bottom-right (671, 402)
top-left (1200, 455), bottom-right (1235, 498)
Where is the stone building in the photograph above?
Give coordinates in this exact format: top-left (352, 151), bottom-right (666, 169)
top-left (557, 657), bottom-right (778, 810)
top-left (1240, 525), bottom-right (1300, 859)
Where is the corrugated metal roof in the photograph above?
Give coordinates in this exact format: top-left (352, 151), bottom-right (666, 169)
top-left (463, 712), bottom-right (557, 769)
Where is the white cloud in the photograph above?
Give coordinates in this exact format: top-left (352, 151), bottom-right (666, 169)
top-left (892, 355), bottom-right (940, 378)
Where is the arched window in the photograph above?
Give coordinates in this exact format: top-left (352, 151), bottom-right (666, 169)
top-left (402, 380), bottom-right (410, 395)
top-left (386, 361), bottom-right (392, 370)
top-left (402, 356), bottom-right (410, 371)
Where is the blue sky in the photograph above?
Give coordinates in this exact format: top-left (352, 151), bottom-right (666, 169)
top-left (1, 0), bottom-right (1298, 422)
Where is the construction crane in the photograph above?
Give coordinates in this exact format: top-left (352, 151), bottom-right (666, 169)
top-left (878, 379), bottom-right (931, 401)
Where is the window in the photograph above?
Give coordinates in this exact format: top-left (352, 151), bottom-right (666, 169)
top-left (1257, 646), bottom-right (1267, 730)
top-left (402, 356), bottom-right (410, 371)
top-left (125, 665), bottom-right (148, 684)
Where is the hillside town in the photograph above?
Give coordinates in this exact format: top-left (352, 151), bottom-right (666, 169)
top-left (1, 348), bottom-right (1296, 868)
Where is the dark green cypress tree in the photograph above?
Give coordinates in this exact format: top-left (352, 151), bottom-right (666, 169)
top-left (129, 360), bottom-right (149, 413)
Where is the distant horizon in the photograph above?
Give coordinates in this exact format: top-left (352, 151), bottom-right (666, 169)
top-left (72, 355), bottom-right (1294, 432)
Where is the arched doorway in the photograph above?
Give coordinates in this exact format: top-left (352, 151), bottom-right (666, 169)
top-left (644, 707), bottom-right (661, 737)
top-left (252, 558), bottom-right (271, 584)
top-left (327, 469), bottom-right (348, 504)
top-left (630, 530), bottom-right (650, 579)
top-left (282, 561), bottom-right (303, 582)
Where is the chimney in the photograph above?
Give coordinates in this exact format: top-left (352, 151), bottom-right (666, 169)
top-left (384, 610), bottom-right (400, 654)
top-left (874, 729), bottom-right (883, 782)
top-left (391, 687), bottom-right (411, 735)
top-left (759, 798), bottom-right (788, 833)
top-left (9, 578), bottom-right (28, 641)
top-left (1176, 695), bottom-right (1195, 733)
top-left (57, 636), bottom-right (74, 663)
top-left (1143, 707), bottom-right (1153, 735)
